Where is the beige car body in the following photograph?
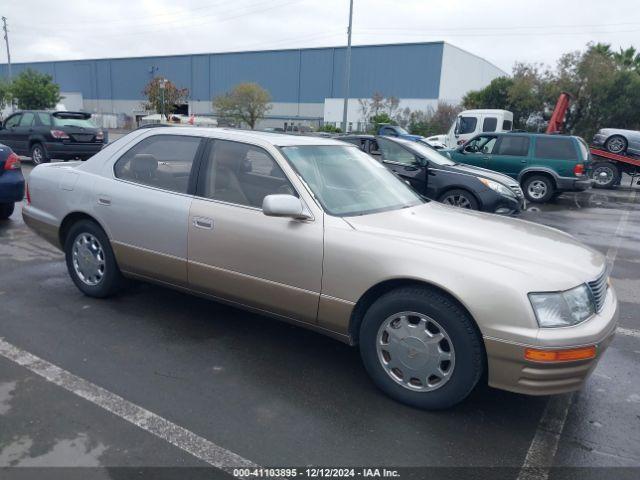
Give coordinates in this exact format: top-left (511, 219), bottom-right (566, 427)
top-left (23, 128), bottom-right (618, 396)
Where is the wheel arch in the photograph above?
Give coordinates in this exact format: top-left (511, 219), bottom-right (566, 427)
top-left (518, 168), bottom-right (558, 188)
top-left (437, 186), bottom-right (482, 209)
top-left (28, 136), bottom-right (47, 150)
top-left (348, 278), bottom-right (485, 351)
top-left (59, 211), bottom-right (111, 248)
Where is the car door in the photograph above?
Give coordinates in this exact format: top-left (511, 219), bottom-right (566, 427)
top-left (187, 139), bottom-right (323, 324)
top-left (95, 133), bottom-right (204, 286)
top-left (376, 137), bottom-right (426, 194)
top-left (0, 114), bottom-right (23, 153)
top-left (486, 135), bottom-right (531, 178)
top-left (455, 135), bottom-right (497, 169)
top-left (13, 112), bottom-right (36, 155)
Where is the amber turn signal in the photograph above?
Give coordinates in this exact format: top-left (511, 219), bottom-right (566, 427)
top-left (524, 345), bottom-right (596, 362)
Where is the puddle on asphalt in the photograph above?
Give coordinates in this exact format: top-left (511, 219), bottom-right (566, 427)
top-left (0, 381), bottom-right (16, 415)
top-left (0, 433), bottom-right (107, 467)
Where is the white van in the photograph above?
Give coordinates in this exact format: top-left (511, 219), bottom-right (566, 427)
top-left (427, 109), bottom-right (513, 149)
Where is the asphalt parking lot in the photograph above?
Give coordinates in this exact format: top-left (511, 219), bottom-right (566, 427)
top-left (1, 159), bottom-right (639, 479)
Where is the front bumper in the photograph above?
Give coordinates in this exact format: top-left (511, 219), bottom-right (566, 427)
top-left (478, 190), bottom-right (523, 215)
top-left (485, 287), bottom-right (618, 395)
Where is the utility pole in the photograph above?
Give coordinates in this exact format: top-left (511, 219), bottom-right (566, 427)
top-left (2, 17), bottom-right (10, 82)
top-left (341, 0), bottom-right (353, 133)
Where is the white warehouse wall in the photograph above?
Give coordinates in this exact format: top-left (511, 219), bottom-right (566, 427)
top-left (438, 43), bottom-right (507, 105)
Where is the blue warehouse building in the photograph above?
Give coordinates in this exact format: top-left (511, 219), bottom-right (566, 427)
top-left (0, 41), bottom-right (505, 129)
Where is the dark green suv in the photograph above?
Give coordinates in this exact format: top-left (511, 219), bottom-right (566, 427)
top-left (446, 133), bottom-right (593, 202)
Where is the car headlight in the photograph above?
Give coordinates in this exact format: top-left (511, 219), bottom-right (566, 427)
top-left (478, 178), bottom-right (515, 198)
top-left (529, 284), bottom-right (595, 328)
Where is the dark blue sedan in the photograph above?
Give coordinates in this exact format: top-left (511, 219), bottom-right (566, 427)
top-left (0, 143), bottom-right (25, 220)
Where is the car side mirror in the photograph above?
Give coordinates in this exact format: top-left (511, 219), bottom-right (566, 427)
top-left (262, 194), bottom-right (312, 220)
top-left (416, 156), bottom-right (428, 167)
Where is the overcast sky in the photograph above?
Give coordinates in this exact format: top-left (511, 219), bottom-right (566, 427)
top-left (3, 0), bottom-right (639, 73)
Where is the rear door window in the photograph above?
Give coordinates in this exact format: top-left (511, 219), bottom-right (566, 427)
top-left (534, 137), bottom-right (577, 160)
top-left (495, 136), bottom-right (530, 156)
top-left (19, 113), bottom-right (35, 127)
top-left (482, 117), bottom-right (498, 132)
top-left (114, 134), bottom-right (202, 194)
top-left (502, 119), bottom-right (513, 131)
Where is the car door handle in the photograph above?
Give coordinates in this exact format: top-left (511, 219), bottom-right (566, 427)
top-left (193, 217), bottom-right (213, 230)
top-left (521, 159), bottom-right (527, 163)
top-left (482, 156), bottom-right (490, 160)
top-left (97, 196), bottom-right (111, 206)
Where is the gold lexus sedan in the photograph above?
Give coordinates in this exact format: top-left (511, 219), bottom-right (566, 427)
top-left (23, 127), bottom-right (618, 409)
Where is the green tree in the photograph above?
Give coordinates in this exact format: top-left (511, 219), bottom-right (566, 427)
top-left (10, 69), bottom-right (61, 110)
top-left (318, 124), bottom-right (342, 133)
top-left (369, 112), bottom-right (394, 133)
top-left (0, 79), bottom-right (11, 111)
top-left (142, 77), bottom-right (189, 120)
top-left (213, 82), bottom-right (271, 129)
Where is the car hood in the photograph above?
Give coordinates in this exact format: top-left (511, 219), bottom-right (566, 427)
top-left (343, 202), bottom-right (605, 287)
top-left (448, 163), bottom-right (517, 186)
top-left (599, 128), bottom-right (639, 135)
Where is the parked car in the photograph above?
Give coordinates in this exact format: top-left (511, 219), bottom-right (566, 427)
top-left (592, 128), bottom-right (640, 156)
top-left (377, 124), bottom-right (423, 142)
top-left (341, 135), bottom-right (523, 214)
top-left (0, 144), bottom-right (25, 220)
top-left (0, 111), bottom-right (104, 164)
top-left (446, 132), bottom-right (593, 203)
top-left (23, 128), bottom-right (618, 409)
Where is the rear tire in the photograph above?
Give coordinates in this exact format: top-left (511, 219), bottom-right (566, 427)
top-left (592, 162), bottom-right (620, 189)
top-left (359, 286), bottom-right (484, 410)
top-left (0, 202), bottom-right (14, 220)
top-left (523, 175), bottom-right (554, 203)
top-left (30, 143), bottom-right (50, 165)
top-left (438, 189), bottom-right (479, 210)
top-left (605, 135), bottom-right (627, 154)
top-left (64, 220), bottom-right (124, 298)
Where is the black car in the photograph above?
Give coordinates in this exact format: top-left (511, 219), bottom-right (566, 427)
top-left (340, 135), bottom-right (524, 214)
top-left (0, 144), bottom-right (25, 220)
top-left (0, 111), bottom-right (104, 164)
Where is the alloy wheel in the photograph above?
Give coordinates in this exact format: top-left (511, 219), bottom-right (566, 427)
top-left (376, 311), bottom-right (455, 392)
top-left (31, 146), bottom-right (43, 165)
top-left (441, 194), bottom-right (472, 209)
top-left (527, 180), bottom-right (548, 200)
top-left (606, 137), bottom-right (625, 154)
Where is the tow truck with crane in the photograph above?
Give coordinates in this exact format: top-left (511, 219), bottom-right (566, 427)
top-left (545, 92), bottom-right (640, 189)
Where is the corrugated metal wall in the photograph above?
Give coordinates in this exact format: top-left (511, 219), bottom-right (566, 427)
top-left (0, 42), bottom-right (445, 103)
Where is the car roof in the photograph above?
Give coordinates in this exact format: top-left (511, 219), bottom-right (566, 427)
top-left (146, 127), bottom-right (350, 147)
top-left (495, 132), bottom-right (580, 140)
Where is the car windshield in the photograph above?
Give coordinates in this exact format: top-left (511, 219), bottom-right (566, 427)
top-left (281, 145), bottom-right (425, 216)
top-left (395, 139), bottom-right (456, 166)
top-left (53, 116), bottom-right (97, 128)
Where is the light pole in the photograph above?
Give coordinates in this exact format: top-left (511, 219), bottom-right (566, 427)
top-left (341, 0), bottom-right (354, 133)
top-left (159, 78), bottom-right (167, 122)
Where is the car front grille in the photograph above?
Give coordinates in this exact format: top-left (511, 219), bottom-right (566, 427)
top-left (71, 134), bottom-right (95, 142)
top-left (509, 184), bottom-right (524, 199)
top-left (588, 270), bottom-right (608, 313)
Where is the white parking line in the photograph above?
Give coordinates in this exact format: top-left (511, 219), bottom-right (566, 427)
top-left (0, 337), bottom-right (258, 473)
top-left (517, 187), bottom-right (638, 480)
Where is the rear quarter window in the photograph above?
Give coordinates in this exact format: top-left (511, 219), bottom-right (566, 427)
top-left (534, 137), bottom-right (578, 161)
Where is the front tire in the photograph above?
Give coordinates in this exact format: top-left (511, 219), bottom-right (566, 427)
top-left (0, 202), bottom-right (15, 220)
top-left (30, 143), bottom-right (50, 165)
top-left (359, 286), bottom-right (484, 410)
top-left (605, 135), bottom-right (627, 154)
top-left (439, 189), bottom-right (479, 210)
top-left (64, 220), bottom-right (123, 298)
top-left (523, 175), bottom-right (554, 203)
top-left (592, 162), bottom-right (620, 189)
